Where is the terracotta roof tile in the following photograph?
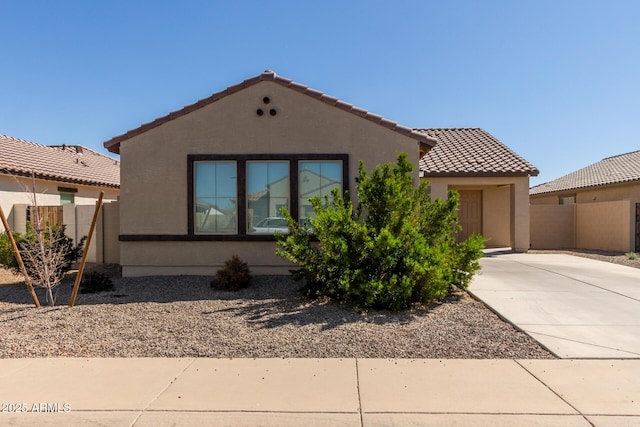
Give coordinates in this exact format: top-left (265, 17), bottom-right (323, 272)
top-left (0, 134), bottom-right (120, 188)
top-left (417, 128), bottom-right (539, 177)
top-left (530, 150), bottom-right (640, 196)
top-left (104, 70), bottom-right (437, 154)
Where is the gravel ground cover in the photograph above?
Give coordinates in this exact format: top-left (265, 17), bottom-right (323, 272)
top-left (0, 272), bottom-right (552, 359)
top-left (2, 250), bottom-right (634, 360)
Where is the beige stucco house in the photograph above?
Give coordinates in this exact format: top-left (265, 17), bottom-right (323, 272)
top-left (418, 128), bottom-right (539, 251)
top-left (104, 71), bottom-right (436, 276)
top-left (1, 134), bottom-right (120, 231)
top-left (1, 134), bottom-right (121, 265)
top-left (530, 150), bottom-right (640, 252)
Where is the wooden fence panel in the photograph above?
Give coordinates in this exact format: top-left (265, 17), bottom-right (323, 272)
top-left (27, 206), bottom-right (63, 229)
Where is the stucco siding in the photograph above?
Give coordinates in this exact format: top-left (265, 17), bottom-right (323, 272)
top-left (120, 82), bottom-right (419, 236)
top-left (482, 186), bottom-right (511, 247)
top-left (120, 241), bottom-right (290, 276)
top-left (530, 204), bottom-right (575, 249)
top-left (529, 194), bottom-right (558, 205)
top-left (575, 183), bottom-right (640, 203)
top-left (117, 81), bottom-right (422, 275)
top-left (576, 200), bottom-right (634, 252)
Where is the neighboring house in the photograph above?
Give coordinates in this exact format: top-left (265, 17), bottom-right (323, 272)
top-left (104, 71), bottom-right (436, 276)
top-left (418, 128), bottom-right (539, 251)
top-left (1, 134), bottom-right (120, 231)
top-left (530, 151), bottom-right (640, 252)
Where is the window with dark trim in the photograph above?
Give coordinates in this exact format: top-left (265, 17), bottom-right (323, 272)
top-left (187, 154), bottom-right (348, 240)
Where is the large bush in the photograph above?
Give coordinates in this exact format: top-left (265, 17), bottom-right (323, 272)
top-left (276, 153), bottom-right (485, 311)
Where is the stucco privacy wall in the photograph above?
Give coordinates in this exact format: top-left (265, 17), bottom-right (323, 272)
top-left (9, 202), bottom-right (120, 264)
top-left (530, 201), bottom-right (635, 252)
top-left (62, 202), bottom-right (120, 264)
top-left (576, 200), bottom-right (635, 252)
top-left (117, 81), bottom-right (424, 276)
top-left (427, 176), bottom-right (530, 251)
top-left (530, 204), bottom-right (575, 249)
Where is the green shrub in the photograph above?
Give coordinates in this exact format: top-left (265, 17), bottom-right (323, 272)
top-left (0, 232), bottom-right (18, 271)
top-left (80, 272), bottom-right (114, 294)
top-left (276, 153), bottom-right (486, 311)
top-left (0, 224), bottom-right (85, 277)
top-left (211, 255), bottom-right (251, 291)
top-left (625, 252), bottom-right (639, 260)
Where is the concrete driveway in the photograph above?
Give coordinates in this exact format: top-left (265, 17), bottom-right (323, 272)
top-left (469, 252), bottom-right (640, 358)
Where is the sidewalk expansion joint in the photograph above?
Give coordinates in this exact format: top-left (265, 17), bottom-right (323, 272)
top-left (355, 358), bottom-right (364, 427)
top-left (514, 359), bottom-right (588, 422)
top-left (132, 357), bottom-right (196, 425)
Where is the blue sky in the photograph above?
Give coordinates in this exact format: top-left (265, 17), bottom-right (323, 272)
top-left (1, 0), bottom-right (638, 187)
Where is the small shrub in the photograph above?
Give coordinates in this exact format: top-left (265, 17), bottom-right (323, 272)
top-left (80, 272), bottom-right (114, 294)
top-left (211, 255), bottom-right (251, 291)
top-left (0, 232), bottom-right (18, 270)
top-left (625, 252), bottom-right (639, 260)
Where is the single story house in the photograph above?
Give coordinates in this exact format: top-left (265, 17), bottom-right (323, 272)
top-left (104, 71), bottom-right (537, 276)
top-left (1, 134), bottom-right (121, 264)
top-left (530, 150), bottom-right (640, 252)
top-left (1, 134), bottom-right (120, 231)
top-left (418, 128), bottom-right (538, 251)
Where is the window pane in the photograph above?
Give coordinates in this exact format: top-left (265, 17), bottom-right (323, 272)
top-left (194, 161), bottom-right (237, 234)
top-left (60, 193), bottom-right (74, 205)
top-left (299, 161), bottom-right (342, 220)
top-left (247, 161), bottom-right (289, 234)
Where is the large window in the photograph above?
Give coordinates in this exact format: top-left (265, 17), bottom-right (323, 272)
top-left (189, 154), bottom-right (347, 239)
top-left (247, 161), bottom-right (289, 234)
top-left (298, 161), bottom-right (343, 220)
top-left (194, 161), bottom-right (237, 234)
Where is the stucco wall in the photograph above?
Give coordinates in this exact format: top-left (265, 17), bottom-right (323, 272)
top-left (576, 200), bottom-right (634, 252)
top-left (118, 81), bottom-right (423, 275)
top-left (530, 200), bottom-right (635, 252)
top-left (530, 204), bottom-right (575, 249)
top-left (575, 183), bottom-right (640, 203)
top-left (529, 195), bottom-right (558, 205)
top-left (482, 185), bottom-right (511, 247)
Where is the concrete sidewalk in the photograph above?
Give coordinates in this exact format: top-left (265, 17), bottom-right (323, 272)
top-left (470, 253), bottom-right (640, 358)
top-left (0, 358), bottom-right (639, 426)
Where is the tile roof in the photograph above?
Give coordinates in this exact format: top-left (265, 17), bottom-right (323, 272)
top-left (530, 150), bottom-right (640, 196)
top-left (0, 134), bottom-right (120, 188)
top-left (417, 128), bottom-right (539, 177)
top-left (104, 70), bottom-right (437, 154)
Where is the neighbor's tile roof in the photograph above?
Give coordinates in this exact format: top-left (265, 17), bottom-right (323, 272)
top-left (104, 70), bottom-right (437, 154)
top-left (530, 150), bottom-right (640, 196)
top-left (0, 134), bottom-right (120, 188)
top-left (417, 128), bottom-right (539, 177)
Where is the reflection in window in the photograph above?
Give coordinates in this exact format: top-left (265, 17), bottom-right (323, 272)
top-left (298, 161), bottom-right (343, 220)
top-left (60, 193), bottom-right (74, 205)
top-left (194, 161), bottom-right (237, 233)
top-left (247, 161), bottom-right (289, 233)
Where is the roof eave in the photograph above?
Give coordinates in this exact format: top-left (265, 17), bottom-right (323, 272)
top-left (530, 177), bottom-right (640, 196)
top-left (422, 170), bottom-right (538, 178)
top-left (0, 170), bottom-right (120, 189)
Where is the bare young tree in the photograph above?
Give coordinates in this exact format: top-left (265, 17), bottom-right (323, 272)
top-left (17, 172), bottom-right (78, 306)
